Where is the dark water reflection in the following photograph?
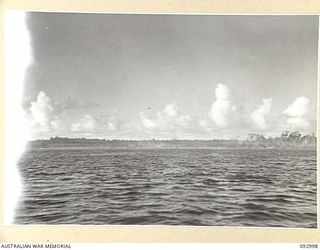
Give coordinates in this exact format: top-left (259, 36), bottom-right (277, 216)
top-left (15, 148), bottom-right (317, 228)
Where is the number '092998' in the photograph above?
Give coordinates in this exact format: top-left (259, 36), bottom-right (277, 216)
top-left (300, 244), bottom-right (318, 248)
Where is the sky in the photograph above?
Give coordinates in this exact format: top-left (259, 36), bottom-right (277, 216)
top-left (22, 13), bottom-right (318, 140)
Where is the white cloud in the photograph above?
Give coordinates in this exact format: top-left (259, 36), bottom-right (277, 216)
top-left (29, 91), bottom-right (53, 127)
top-left (251, 98), bottom-right (272, 129)
top-left (71, 114), bottom-right (97, 132)
top-left (25, 90), bottom-right (315, 140)
top-left (26, 91), bottom-right (63, 133)
top-left (139, 102), bottom-right (193, 132)
top-left (71, 114), bottom-right (120, 134)
top-left (284, 96), bottom-right (310, 117)
top-left (155, 102), bottom-right (178, 121)
top-left (208, 84), bottom-right (237, 127)
top-left (25, 91), bottom-right (122, 137)
top-left (163, 102), bottom-right (178, 117)
top-left (107, 116), bottom-right (119, 131)
top-left (283, 96), bottom-right (310, 130)
top-left (139, 112), bottom-right (156, 129)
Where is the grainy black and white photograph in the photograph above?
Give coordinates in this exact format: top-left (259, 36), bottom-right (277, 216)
top-left (4, 11), bottom-right (318, 228)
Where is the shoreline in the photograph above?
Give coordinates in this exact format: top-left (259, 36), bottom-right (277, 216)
top-left (26, 145), bottom-right (317, 150)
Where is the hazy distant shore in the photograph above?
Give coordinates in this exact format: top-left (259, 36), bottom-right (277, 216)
top-left (28, 132), bottom-right (316, 149)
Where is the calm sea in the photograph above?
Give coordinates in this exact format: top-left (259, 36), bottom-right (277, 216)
top-left (15, 147), bottom-right (317, 228)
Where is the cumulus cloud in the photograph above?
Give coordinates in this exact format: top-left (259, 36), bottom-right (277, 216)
top-left (283, 96), bottom-right (310, 130)
top-left (26, 91), bottom-right (63, 133)
top-left (139, 112), bottom-right (156, 129)
top-left (284, 96), bottom-right (310, 117)
top-left (71, 114), bottom-right (120, 134)
top-left (26, 90), bottom-right (315, 140)
top-left (251, 98), bottom-right (272, 129)
top-left (163, 102), bottom-right (178, 117)
top-left (26, 91), bottom-right (120, 137)
top-left (71, 114), bottom-right (97, 132)
top-left (139, 102), bottom-right (193, 132)
top-left (208, 84), bottom-right (237, 127)
top-left (107, 116), bottom-right (119, 131)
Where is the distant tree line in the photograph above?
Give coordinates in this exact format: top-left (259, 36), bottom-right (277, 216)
top-left (28, 131), bottom-right (316, 149)
top-left (244, 131), bottom-right (316, 148)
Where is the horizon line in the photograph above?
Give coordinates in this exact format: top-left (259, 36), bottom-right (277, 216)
top-left (30, 132), bottom-right (317, 142)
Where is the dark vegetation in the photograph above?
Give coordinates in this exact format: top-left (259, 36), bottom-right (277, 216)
top-left (29, 131), bottom-right (316, 149)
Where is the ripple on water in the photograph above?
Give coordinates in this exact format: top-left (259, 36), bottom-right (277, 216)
top-left (15, 148), bottom-right (317, 228)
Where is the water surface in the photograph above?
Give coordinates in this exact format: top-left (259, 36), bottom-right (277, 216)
top-left (15, 148), bottom-right (317, 228)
